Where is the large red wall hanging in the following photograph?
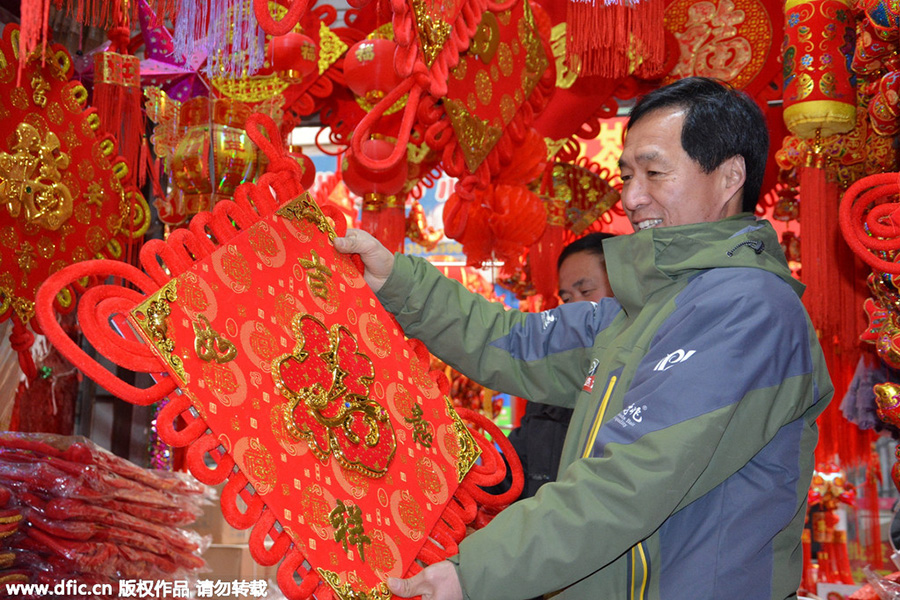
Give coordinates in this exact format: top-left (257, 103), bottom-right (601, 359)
top-left (0, 25), bottom-right (150, 378)
top-left (35, 113), bottom-right (522, 600)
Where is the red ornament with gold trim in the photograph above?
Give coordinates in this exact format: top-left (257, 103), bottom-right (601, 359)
top-left (269, 32), bottom-right (318, 84)
top-left (782, 0), bottom-right (857, 138)
top-left (0, 25), bottom-right (150, 378)
top-left (344, 38), bottom-right (403, 109)
top-left (170, 96), bottom-right (261, 216)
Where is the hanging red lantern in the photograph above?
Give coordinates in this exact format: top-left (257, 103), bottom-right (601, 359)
top-left (170, 96), bottom-right (260, 215)
top-left (782, 0), bottom-right (856, 139)
top-left (288, 145), bottom-right (317, 191)
top-left (268, 32), bottom-right (317, 83)
top-left (343, 38), bottom-right (403, 106)
top-left (341, 138), bottom-right (408, 197)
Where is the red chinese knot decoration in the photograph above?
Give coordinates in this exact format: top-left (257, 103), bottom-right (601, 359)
top-left (35, 113), bottom-right (523, 600)
top-left (0, 25), bottom-right (150, 377)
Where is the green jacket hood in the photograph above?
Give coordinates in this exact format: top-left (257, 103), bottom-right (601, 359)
top-left (603, 215), bottom-right (804, 317)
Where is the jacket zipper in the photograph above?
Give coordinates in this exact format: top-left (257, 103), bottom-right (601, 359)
top-left (582, 376), bottom-right (617, 458)
top-left (629, 542), bottom-right (649, 600)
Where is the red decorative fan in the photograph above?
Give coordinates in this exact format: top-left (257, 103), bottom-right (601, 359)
top-left (35, 112), bottom-right (522, 600)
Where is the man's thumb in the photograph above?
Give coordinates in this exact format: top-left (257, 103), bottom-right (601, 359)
top-left (386, 576), bottom-right (414, 598)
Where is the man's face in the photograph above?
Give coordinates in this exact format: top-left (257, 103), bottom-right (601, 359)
top-left (617, 107), bottom-right (743, 232)
top-left (558, 250), bottom-right (613, 304)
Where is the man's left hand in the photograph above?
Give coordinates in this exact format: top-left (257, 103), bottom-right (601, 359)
top-left (387, 561), bottom-right (463, 600)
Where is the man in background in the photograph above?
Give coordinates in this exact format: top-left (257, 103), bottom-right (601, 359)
top-left (509, 232), bottom-right (616, 500)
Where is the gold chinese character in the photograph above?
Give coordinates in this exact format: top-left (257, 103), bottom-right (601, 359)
top-left (404, 403), bottom-right (434, 448)
top-left (329, 499), bottom-right (371, 561)
top-left (299, 250), bottom-right (333, 301)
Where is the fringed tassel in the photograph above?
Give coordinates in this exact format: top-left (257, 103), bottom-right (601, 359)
top-left (180, 0), bottom-right (265, 80)
top-left (800, 156), bottom-right (869, 470)
top-left (361, 194), bottom-right (407, 254)
top-left (173, 0), bottom-right (207, 70)
top-left (566, 0), bottom-right (665, 78)
top-left (18, 0), bottom-right (52, 85)
top-left (529, 186), bottom-right (566, 309)
top-left (93, 47), bottom-right (143, 182)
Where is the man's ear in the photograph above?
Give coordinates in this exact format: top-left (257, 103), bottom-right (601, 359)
top-left (723, 155), bottom-right (747, 194)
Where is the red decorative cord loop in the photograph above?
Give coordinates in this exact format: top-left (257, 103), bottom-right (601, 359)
top-left (185, 432), bottom-right (236, 485)
top-left (839, 172), bottom-right (900, 273)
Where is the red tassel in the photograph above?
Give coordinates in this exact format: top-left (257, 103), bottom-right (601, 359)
top-left (566, 0), bottom-right (665, 78)
top-left (93, 49), bottom-right (143, 185)
top-left (800, 160), bottom-right (868, 469)
top-left (529, 196), bottom-right (566, 309)
top-left (361, 194), bottom-right (407, 254)
top-left (18, 0), bottom-right (51, 85)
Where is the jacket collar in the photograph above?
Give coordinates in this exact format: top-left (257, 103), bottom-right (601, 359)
top-left (602, 215), bottom-right (803, 317)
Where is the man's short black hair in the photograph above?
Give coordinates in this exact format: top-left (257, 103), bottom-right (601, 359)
top-left (626, 77), bottom-right (769, 214)
top-left (557, 232), bottom-right (616, 271)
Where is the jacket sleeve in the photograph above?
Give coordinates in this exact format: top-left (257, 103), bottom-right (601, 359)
top-left (450, 268), bottom-right (833, 600)
top-left (376, 254), bottom-right (620, 407)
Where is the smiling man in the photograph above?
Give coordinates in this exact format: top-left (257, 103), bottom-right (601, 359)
top-left (334, 77), bottom-right (832, 600)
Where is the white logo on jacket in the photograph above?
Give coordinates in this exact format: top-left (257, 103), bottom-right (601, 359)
top-left (614, 403), bottom-right (647, 428)
top-left (653, 349), bottom-right (696, 372)
top-left (540, 311), bottom-right (556, 329)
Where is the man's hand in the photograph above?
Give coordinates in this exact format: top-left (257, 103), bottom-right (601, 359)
top-left (333, 229), bottom-right (395, 293)
top-left (387, 561), bottom-right (463, 600)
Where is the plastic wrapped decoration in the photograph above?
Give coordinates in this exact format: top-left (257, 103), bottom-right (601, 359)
top-left (0, 25), bottom-right (150, 379)
top-left (168, 96), bottom-right (262, 217)
top-left (782, 0), bottom-right (856, 139)
top-left (35, 112), bottom-right (523, 600)
top-left (0, 432), bottom-right (210, 590)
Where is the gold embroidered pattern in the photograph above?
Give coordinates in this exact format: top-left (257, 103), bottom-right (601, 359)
top-left (274, 314), bottom-right (397, 478)
top-left (329, 499), bottom-right (371, 560)
top-left (276, 191), bottom-right (337, 241)
top-left (443, 98), bottom-right (503, 173)
top-left (317, 568), bottom-right (391, 600)
top-left (404, 403), bottom-right (434, 447)
top-left (411, 0), bottom-right (452, 67)
top-left (298, 249), bottom-right (333, 301)
top-left (319, 21), bottom-right (349, 76)
top-left (131, 281), bottom-right (185, 382)
top-left (193, 314), bottom-right (238, 364)
top-left (444, 397), bottom-right (481, 482)
top-left (0, 122), bottom-right (74, 231)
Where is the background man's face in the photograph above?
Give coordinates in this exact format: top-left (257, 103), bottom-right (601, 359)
top-left (558, 251), bottom-right (613, 304)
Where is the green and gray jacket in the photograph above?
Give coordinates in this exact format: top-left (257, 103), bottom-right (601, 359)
top-left (376, 216), bottom-right (833, 600)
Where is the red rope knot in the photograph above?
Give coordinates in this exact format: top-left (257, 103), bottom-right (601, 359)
top-left (107, 26), bottom-right (131, 53)
top-left (9, 317), bottom-right (36, 380)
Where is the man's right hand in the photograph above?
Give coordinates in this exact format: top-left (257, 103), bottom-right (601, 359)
top-left (333, 229), bottom-right (395, 293)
